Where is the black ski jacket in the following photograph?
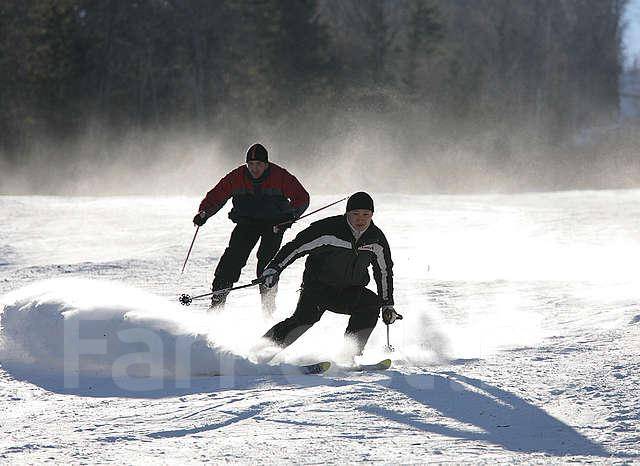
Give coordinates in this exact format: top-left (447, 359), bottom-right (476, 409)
top-left (267, 215), bottom-right (394, 306)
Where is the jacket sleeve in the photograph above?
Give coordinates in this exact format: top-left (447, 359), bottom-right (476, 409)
top-left (198, 170), bottom-right (235, 217)
top-left (281, 171), bottom-right (310, 218)
top-left (371, 230), bottom-right (394, 306)
top-left (267, 220), bottom-right (332, 272)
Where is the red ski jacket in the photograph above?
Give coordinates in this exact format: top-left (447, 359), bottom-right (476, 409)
top-left (198, 163), bottom-right (310, 224)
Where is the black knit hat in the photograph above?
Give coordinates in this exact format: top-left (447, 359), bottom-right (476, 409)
top-left (246, 143), bottom-right (268, 163)
top-left (346, 192), bottom-right (374, 212)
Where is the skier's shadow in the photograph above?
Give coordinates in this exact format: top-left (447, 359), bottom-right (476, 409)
top-left (362, 371), bottom-right (614, 458)
top-left (0, 362), bottom-right (354, 399)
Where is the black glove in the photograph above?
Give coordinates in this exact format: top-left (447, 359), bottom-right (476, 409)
top-left (193, 211), bottom-right (208, 226)
top-left (381, 305), bottom-right (402, 325)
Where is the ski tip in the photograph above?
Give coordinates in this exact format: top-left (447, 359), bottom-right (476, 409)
top-left (342, 358), bottom-right (393, 372)
top-left (300, 361), bottom-right (331, 374)
top-left (318, 361), bottom-right (331, 372)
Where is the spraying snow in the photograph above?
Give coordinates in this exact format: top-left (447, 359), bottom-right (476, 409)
top-left (0, 278), bottom-right (286, 384)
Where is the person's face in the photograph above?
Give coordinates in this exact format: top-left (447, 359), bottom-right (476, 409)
top-left (347, 209), bottom-right (373, 231)
top-left (247, 161), bottom-right (268, 179)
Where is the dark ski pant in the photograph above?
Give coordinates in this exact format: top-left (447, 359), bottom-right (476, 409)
top-left (212, 223), bottom-right (284, 291)
top-left (263, 282), bottom-right (381, 354)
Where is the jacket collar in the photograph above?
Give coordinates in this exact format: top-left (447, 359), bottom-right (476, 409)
top-left (244, 164), bottom-right (271, 184)
top-left (343, 214), bottom-right (375, 243)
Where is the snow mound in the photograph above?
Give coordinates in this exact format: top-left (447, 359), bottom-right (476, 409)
top-left (0, 278), bottom-right (264, 380)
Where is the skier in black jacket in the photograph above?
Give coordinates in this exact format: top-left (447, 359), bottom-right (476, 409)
top-left (260, 192), bottom-right (400, 355)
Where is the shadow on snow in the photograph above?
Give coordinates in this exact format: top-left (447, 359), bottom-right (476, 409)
top-left (362, 371), bottom-right (615, 458)
top-left (1, 361), bottom-right (628, 458)
top-left (0, 361), bottom-right (352, 399)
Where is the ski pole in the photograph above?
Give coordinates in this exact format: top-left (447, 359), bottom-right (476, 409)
top-left (273, 196), bottom-right (348, 231)
top-left (180, 225), bottom-right (200, 274)
top-left (179, 278), bottom-right (264, 306)
top-left (385, 325), bottom-right (394, 352)
top-left (384, 313), bottom-right (403, 352)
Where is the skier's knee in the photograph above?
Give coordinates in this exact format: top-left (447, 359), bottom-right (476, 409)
top-left (358, 305), bottom-right (380, 325)
top-left (364, 310), bottom-right (380, 328)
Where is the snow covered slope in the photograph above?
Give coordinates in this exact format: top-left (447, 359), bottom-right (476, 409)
top-left (1, 192), bottom-right (639, 463)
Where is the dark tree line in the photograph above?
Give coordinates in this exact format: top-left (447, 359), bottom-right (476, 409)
top-left (0, 0), bottom-right (628, 188)
top-left (0, 0), bottom-right (337, 155)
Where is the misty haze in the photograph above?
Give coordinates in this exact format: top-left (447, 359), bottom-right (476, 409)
top-left (1, 0), bottom-right (639, 195)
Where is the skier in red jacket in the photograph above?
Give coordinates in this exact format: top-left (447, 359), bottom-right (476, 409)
top-left (193, 143), bottom-right (309, 312)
